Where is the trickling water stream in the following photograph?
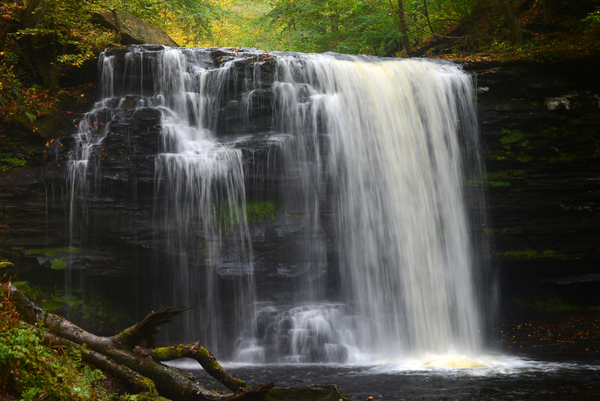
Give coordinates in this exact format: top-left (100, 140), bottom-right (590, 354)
top-left (66, 46), bottom-right (488, 364)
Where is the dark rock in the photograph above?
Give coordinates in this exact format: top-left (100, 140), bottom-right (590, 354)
top-left (543, 274), bottom-right (600, 285)
top-left (3, 48), bottom-right (600, 335)
top-left (263, 384), bottom-right (351, 401)
top-left (473, 58), bottom-right (600, 308)
top-left (93, 10), bottom-right (178, 46)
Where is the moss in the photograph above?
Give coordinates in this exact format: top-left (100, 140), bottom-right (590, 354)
top-left (545, 153), bottom-right (576, 163)
top-left (499, 128), bottom-right (525, 145)
top-left (25, 247), bottom-right (80, 257)
top-left (484, 228), bottom-right (514, 236)
top-left (486, 170), bottom-right (529, 194)
top-left (246, 200), bottom-right (279, 223)
top-left (489, 180), bottom-right (511, 188)
top-left (496, 249), bottom-right (539, 259)
top-left (285, 212), bottom-right (302, 221)
top-left (50, 258), bottom-right (67, 270)
top-left (493, 249), bottom-right (570, 260)
top-left (516, 154), bottom-right (534, 163)
top-left (488, 170), bottom-right (526, 180)
top-left (513, 296), bottom-right (590, 313)
top-left (0, 156), bottom-right (28, 172)
top-left (152, 346), bottom-right (188, 360)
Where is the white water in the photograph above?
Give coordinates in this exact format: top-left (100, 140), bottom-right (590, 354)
top-left (247, 54), bottom-right (483, 363)
top-left (67, 47), bottom-right (487, 364)
top-left (67, 48), bottom-right (256, 354)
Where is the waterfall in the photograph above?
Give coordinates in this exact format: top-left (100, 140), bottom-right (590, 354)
top-left (66, 46), bottom-right (487, 363)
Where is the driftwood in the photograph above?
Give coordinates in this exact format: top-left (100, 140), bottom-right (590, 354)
top-left (4, 283), bottom-right (273, 401)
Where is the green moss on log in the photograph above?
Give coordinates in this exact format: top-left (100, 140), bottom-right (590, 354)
top-left (152, 345), bottom-right (188, 360)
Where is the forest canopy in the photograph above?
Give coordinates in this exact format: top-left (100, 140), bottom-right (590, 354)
top-left (0, 0), bottom-right (599, 125)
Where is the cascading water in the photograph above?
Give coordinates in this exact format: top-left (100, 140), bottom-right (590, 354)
top-left (65, 46), bottom-right (488, 365)
top-left (245, 54), bottom-right (485, 364)
top-left (67, 47), bottom-right (256, 355)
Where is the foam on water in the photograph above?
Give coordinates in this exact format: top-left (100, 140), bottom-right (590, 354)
top-left (365, 354), bottom-right (600, 376)
top-left (165, 354), bottom-right (600, 378)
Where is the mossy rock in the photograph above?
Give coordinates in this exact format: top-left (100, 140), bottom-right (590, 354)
top-left (94, 10), bottom-right (178, 46)
top-left (263, 385), bottom-right (351, 401)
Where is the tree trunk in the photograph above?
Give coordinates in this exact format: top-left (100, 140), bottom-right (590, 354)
top-left (397, 0), bottom-right (412, 55)
top-left (500, 0), bottom-right (526, 44)
top-left (5, 284), bottom-right (272, 401)
top-left (542, 0), bottom-right (549, 24)
top-left (423, 0), bottom-right (436, 34)
top-left (18, 0), bottom-right (61, 89)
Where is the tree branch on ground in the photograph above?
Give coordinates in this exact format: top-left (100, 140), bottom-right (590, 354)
top-left (4, 283), bottom-right (273, 401)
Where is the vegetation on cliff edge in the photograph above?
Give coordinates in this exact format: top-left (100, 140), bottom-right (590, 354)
top-left (1, 0), bottom-right (599, 134)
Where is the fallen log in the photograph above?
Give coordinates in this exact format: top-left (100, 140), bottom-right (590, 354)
top-left (4, 283), bottom-right (272, 401)
top-left (144, 342), bottom-right (248, 392)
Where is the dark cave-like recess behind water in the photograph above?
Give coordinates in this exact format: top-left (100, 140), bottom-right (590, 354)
top-left (35, 46), bottom-right (493, 362)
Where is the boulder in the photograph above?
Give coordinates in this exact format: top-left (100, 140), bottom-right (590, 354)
top-left (94, 10), bottom-right (178, 46)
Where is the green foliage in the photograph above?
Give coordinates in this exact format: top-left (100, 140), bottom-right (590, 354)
top-left (11, 281), bottom-right (132, 325)
top-left (0, 1), bottom-right (117, 123)
top-left (0, 156), bottom-right (28, 171)
top-left (103, 0), bottom-right (221, 42)
top-left (583, 8), bottom-right (600, 29)
top-left (254, 0), bottom-right (415, 55)
top-left (0, 288), bottom-right (111, 400)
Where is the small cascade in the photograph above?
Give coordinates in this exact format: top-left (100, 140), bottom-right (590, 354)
top-left (67, 54), bottom-right (117, 234)
top-left (236, 304), bottom-right (359, 363)
top-left (66, 47), bottom-right (259, 354)
top-left (65, 46), bottom-right (488, 363)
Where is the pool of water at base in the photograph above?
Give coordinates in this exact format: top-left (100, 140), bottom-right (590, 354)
top-left (174, 357), bottom-right (600, 401)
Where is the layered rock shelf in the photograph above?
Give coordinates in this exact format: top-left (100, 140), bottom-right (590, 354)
top-left (1, 49), bottom-right (599, 334)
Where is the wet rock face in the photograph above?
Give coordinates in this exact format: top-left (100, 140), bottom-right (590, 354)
top-left (470, 59), bottom-right (600, 304)
top-left (0, 48), bottom-right (312, 335)
top-left (2, 51), bottom-right (600, 331)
